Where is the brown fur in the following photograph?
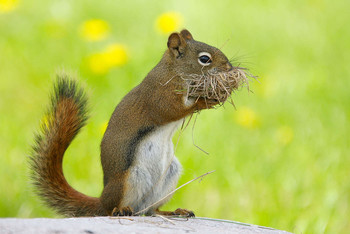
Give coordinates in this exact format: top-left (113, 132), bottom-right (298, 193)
top-left (30, 30), bottom-right (233, 217)
top-left (30, 77), bottom-right (106, 216)
top-left (155, 208), bottom-right (195, 217)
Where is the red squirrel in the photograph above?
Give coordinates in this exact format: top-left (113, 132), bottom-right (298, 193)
top-left (30, 29), bottom-right (234, 217)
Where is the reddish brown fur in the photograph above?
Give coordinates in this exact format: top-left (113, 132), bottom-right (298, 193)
top-left (43, 98), bottom-right (105, 216)
top-left (30, 30), bottom-right (231, 217)
top-left (30, 78), bottom-right (106, 216)
top-left (100, 30), bottom-right (219, 216)
top-left (48, 98), bottom-right (104, 216)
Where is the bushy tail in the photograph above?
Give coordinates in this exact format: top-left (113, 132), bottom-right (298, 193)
top-left (29, 72), bottom-right (105, 217)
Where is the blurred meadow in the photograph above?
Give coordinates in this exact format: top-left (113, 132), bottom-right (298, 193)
top-left (1, 0), bottom-right (350, 233)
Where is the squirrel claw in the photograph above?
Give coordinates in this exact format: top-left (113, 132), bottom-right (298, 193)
top-left (174, 208), bottom-right (195, 217)
top-left (112, 206), bottom-right (133, 216)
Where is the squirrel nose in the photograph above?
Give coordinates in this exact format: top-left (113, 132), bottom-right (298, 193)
top-left (225, 63), bottom-right (233, 71)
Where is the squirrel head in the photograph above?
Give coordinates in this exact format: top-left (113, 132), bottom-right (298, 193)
top-left (166, 29), bottom-right (233, 75)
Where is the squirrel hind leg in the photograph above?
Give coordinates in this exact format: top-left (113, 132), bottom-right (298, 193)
top-left (155, 208), bottom-right (195, 217)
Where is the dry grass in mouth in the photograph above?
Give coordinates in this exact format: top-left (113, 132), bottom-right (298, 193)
top-left (180, 67), bottom-right (256, 105)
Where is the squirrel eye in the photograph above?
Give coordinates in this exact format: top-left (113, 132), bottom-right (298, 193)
top-left (198, 52), bottom-right (212, 66)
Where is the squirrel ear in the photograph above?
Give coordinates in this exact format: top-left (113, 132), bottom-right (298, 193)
top-left (167, 33), bottom-right (187, 58)
top-left (167, 33), bottom-right (181, 49)
top-left (180, 29), bottom-right (193, 40)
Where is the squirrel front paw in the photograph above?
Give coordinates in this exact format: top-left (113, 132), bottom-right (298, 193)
top-left (111, 206), bottom-right (133, 216)
top-left (195, 97), bottom-right (219, 110)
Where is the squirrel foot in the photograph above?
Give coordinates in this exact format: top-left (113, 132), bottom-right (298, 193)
top-left (174, 208), bottom-right (195, 217)
top-left (155, 208), bottom-right (195, 217)
top-left (112, 206), bottom-right (133, 216)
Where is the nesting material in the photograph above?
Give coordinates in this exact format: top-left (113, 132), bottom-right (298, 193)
top-left (181, 67), bottom-right (255, 105)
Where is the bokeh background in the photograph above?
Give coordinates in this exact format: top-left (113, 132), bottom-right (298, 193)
top-left (1, 0), bottom-right (349, 233)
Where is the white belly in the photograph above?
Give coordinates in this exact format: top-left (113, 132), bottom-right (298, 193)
top-left (121, 120), bottom-right (183, 214)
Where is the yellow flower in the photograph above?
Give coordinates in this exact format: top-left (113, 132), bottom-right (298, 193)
top-left (80, 19), bottom-right (110, 41)
top-left (87, 43), bottom-right (128, 74)
top-left (156, 12), bottom-right (183, 34)
top-left (235, 106), bottom-right (259, 129)
top-left (100, 121), bottom-right (108, 135)
top-left (87, 53), bottom-right (110, 74)
top-left (0, 0), bottom-right (18, 13)
top-left (103, 44), bottom-right (128, 67)
top-left (275, 126), bottom-right (294, 145)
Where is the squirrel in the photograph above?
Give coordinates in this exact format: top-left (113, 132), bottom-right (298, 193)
top-left (29, 29), bottom-right (234, 217)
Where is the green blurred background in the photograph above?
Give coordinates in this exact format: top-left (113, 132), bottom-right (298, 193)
top-left (1, 0), bottom-right (349, 233)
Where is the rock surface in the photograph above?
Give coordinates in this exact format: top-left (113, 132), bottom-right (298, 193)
top-left (0, 217), bottom-right (291, 234)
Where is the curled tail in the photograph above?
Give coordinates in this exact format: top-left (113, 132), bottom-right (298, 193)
top-left (29, 73), bottom-right (105, 217)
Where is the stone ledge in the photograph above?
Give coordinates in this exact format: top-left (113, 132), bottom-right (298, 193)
top-left (0, 217), bottom-right (291, 234)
